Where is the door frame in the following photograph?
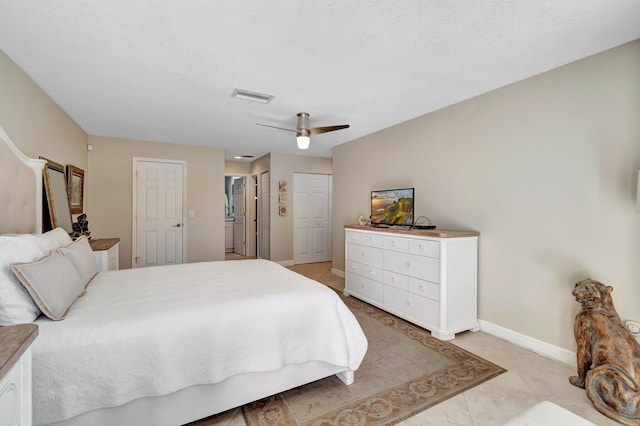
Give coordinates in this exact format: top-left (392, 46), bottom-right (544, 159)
top-left (132, 157), bottom-right (188, 267)
top-left (259, 171), bottom-right (270, 259)
top-left (225, 174), bottom-right (255, 257)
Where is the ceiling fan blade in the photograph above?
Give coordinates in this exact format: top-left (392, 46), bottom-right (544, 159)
top-left (309, 124), bottom-right (350, 136)
top-left (256, 123), bottom-right (298, 133)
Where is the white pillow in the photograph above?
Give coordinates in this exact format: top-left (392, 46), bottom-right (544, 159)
top-left (12, 233), bottom-right (57, 253)
top-left (0, 236), bottom-right (44, 325)
top-left (58, 236), bottom-right (98, 286)
top-left (12, 252), bottom-right (85, 320)
top-left (40, 227), bottom-right (73, 250)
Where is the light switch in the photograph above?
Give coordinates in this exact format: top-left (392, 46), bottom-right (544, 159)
top-left (188, 210), bottom-right (195, 218)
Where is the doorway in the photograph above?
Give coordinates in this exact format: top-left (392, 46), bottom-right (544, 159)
top-left (225, 175), bottom-right (256, 258)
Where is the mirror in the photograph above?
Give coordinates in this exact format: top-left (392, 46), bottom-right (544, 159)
top-left (40, 157), bottom-right (73, 234)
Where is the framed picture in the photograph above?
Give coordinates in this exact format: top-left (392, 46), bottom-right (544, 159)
top-left (279, 180), bottom-right (287, 192)
top-left (66, 164), bottom-right (85, 214)
top-left (279, 192), bottom-right (287, 204)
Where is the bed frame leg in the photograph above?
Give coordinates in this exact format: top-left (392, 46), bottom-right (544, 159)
top-left (336, 370), bottom-right (354, 385)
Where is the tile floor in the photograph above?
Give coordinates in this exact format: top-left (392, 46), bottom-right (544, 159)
top-left (214, 258), bottom-right (616, 426)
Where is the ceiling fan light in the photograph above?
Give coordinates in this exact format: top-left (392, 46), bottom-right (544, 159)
top-left (297, 135), bottom-right (310, 149)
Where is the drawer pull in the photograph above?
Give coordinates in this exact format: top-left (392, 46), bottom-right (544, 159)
top-left (351, 265), bottom-right (355, 270)
top-left (405, 299), bottom-right (411, 306)
top-left (391, 277), bottom-right (397, 283)
top-left (368, 238), bottom-right (374, 244)
top-left (369, 270), bottom-right (374, 276)
top-left (418, 244), bottom-right (424, 250)
top-left (361, 252), bottom-right (365, 257)
top-left (391, 241), bottom-right (396, 246)
top-left (405, 261), bottom-right (411, 268)
top-left (418, 285), bottom-right (425, 291)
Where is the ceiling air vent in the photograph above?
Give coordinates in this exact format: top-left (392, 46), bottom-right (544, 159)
top-left (231, 89), bottom-right (274, 104)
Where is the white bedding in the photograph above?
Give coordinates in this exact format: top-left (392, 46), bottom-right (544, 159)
top-left (32, 259), bottom-right (368, 425)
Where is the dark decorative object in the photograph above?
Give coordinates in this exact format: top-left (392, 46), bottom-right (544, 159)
top-left (569, 278), bottom-right (640, 425)
top-left (72, 213), bottom-right (91, 240)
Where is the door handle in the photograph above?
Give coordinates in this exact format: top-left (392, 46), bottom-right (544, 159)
top-left (173, 223), bottom-right (182, 227)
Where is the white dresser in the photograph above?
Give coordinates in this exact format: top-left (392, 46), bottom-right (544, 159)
top-left (0, 324), bottom-right (38, 426)
top-left (90, 238), bottom-right (120, 271)
top-left (344, 225), bottom-right (479, 340)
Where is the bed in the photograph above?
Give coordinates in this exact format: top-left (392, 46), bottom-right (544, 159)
top-left (0, 126), bottom-right (368, 426)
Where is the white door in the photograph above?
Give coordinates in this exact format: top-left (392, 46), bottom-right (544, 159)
top-left (293, 173), bottom-right (331, 264)
top-left (233, 178), bottom-right (246, 255)
top-left (133, 159), bottom-right (185, 267)
top-left (260, 171), bottom-right (270, 259)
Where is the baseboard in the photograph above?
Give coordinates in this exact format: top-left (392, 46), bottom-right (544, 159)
top-left (277, 260), bottom-right (295, 267)
top-left (329, 270), bottom-right (575, 366)
top-left (479, 320), bottom-right (576, 367)
top-left (331, 268), bottom-right (345, 278)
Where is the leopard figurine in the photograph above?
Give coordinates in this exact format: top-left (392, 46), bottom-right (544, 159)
top-left (569, 278), bottom-right (640, 425)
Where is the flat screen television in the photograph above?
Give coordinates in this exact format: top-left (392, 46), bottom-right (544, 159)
top-left (370, 188), bottom-right (414, 227)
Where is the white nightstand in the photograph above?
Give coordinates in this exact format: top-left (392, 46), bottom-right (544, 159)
top-left (0, 323), bottom-right (38, 426)
top-left (90, 238), bottom-right (120, 271)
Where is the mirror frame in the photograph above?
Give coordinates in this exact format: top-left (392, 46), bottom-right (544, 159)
top-left (66, 164), bottom-right (85, 214)
top-left (40, 157), bottom-right (73, 234)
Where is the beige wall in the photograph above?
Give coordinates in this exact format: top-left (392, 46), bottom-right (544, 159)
top-left (269, 153), bottom-right (333, 262)
top-left (0, 49), bottom-right (88, 191)
top-left (332, 40), bottom-right (640, 351)
top-left (248, 153), bottom-right (333, 262)
top-left (225, 160), bottom-right (251, 176)
top-left (87, 136), bottom-right (225, 269)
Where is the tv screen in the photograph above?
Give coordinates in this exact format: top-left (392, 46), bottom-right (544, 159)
top-left (371, 188), bottom-right (414, 226)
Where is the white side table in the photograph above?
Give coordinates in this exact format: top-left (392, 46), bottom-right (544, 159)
top-left (0, 323), bottom-right (38, 426)
top-left (90, 238), bottom-right (120, 271)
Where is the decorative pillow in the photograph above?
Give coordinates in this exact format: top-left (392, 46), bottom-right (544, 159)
top-left (0, 236), bottom-right (44, 325)
top-left (58, 236), bottom-right (98, 286)
top-left (11, 252), bottom-right (85, 320)
top-left (40, 227), bottom-right (73, 250)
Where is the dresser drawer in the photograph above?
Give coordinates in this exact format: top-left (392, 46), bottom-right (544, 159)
top-left (346, 260), bottom-right (384, 282)
top-left (409, 277), bottom-right (439, 301)
top-left (383, 235), bottom-right (409, 253)
top-left (346, 272), bottom-right (383, 302)
top-left (346, 243), bottom-right (383, 267)
top-left (384, 250), bottom-right (440, 283)
top-left (384, 286), bottom-right (440, 326)
top-left (383, 270), bottom-right (409, 290)
top-left (408, 239), bottom-right (439, 258)
top-left (345, 230), bottom-right (384, 248)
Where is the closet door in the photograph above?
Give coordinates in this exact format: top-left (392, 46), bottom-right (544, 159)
top-left (133, 158), bottom-right (185, 267)
top-left (293, 173), bottom-right (331, 264)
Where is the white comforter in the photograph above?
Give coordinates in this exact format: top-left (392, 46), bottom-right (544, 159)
top-left (32, 259), bottom-right (367, 425)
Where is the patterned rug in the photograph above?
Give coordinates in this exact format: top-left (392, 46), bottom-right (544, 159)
top-left (202, 296), bottom-right (505, 426)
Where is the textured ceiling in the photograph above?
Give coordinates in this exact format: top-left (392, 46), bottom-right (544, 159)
top-left (1, 1), bottom-right (639, 160)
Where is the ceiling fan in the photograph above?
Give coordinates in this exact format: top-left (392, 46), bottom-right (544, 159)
top-left (256, 112), bottom-right (349, 149)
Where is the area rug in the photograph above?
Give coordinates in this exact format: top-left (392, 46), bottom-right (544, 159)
top-left (201, 296), bottom-right (505, 426)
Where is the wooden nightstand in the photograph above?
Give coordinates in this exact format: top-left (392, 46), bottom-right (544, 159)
top-left (0, 323), bottom-right (38, 426)
top-left (90, 238), bottom-right (120, 271)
